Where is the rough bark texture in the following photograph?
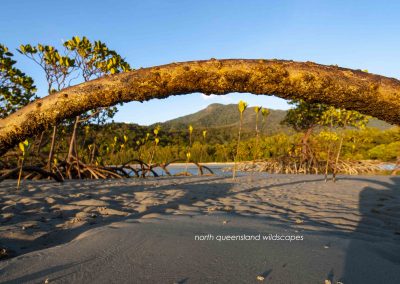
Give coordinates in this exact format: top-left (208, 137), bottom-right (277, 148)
top-left (1, 59), bottom-right (400, 155)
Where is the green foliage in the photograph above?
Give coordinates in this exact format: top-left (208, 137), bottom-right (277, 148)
top-left (318, 130), bottom-right (339, 142)
top-left (320, 106), bottom-right (370, 128)
top-left (368, 141), bottom-right (400, 161)
top-left (63, 36), bottom-right (132, 123)
top-left (63, 36), bottom-right (131, 80)
top-left (261, 107), bottom-right (270, 118)
top-left (17, 139), bottom-right (30, 189)
top-left (153, 125), bottom-right (160, 135)
top-left (283, 100), bottom-right (370, 132)
top-left (18, 43), bottom-right (75, 92)
top-left (0, 44), bottom-right (36, 118)
top-left (18, 139), bottom-right (29, 156)
top-left (282, 100), bottom-right (328, 131)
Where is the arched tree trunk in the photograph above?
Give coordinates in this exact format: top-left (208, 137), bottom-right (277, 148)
top-left (1, 59), bottom-right (400, 156)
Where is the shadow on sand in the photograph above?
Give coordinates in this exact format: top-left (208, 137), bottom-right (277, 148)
top-left (341, 176), bottom-right (400, 284)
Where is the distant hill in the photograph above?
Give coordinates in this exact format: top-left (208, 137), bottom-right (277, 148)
top-left (154, 103), bottom-right (393, 137)
top-left (157, 103), bottom-right (292, 134)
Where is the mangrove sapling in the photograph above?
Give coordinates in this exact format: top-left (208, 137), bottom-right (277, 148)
top-left (261, 108), bottom-right (270, 133)
top-left (233, 100), bottom-right (248, 179)
top-left (136, 133), bottom-right (150, 162)
top-left (136, 138), bottom-right (145, 161)
top-left (185, 125), bottom-right (194, 174)
top-left (185, 152), bottom-right (191, 174)
top-left (17, 140), bottom-right (29, 190)
top-left (111, 136), bottom-right (118, 154)
top-left (259, 107), bottom-right (270, 160)
top-left (196, 130), bottom-right (209, 175)
top-left (120, 134), bottom-right (128, 164)
top-left (148, 126), bottom-right (161, 175)
top-left (111, 134), bottom-right (128, 166)
top-left (253, 106), bottom-right (262, 161)
top-left (200, 130), bottom-right (207, 163)
top-left (189, 125), bottom-right (193, 147)
top-left (133, 133), bottom-right (150, 175)
top-left (83, 127), bottom-right (97, 165)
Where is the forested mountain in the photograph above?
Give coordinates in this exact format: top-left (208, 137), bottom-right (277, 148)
top-left (157, 103), bottom-right (291, 135)
top-left (154, 103), bottom-right (392, 135)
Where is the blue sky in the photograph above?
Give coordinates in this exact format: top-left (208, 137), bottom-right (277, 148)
top-left (2, 0), bottom-right (399, 125)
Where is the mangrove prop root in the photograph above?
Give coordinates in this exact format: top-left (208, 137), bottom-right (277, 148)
top-left (0, 155), bottom-right (216, 182)
top-left (234, 159), bottom-right (386, 175)
top-left (0, 166), bottom-right (63, 183)
top-left (1, 59), bottom-right (400, 156)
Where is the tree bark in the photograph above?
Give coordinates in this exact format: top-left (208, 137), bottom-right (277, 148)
top-left (1, 59), bottom-right (400, 156)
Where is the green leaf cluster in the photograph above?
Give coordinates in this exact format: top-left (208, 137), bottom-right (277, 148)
top-left (0, 44), bottom-right (36, 118)
top-left (64, 36), bottom-right (131, 81)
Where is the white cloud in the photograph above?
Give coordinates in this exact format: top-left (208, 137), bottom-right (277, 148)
top-left (200, 94), bottom-right (233, 102)
top-left (201, 94), bottom-right (217, 100)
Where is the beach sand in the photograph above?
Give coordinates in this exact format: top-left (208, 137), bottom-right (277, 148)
top-left (1, 174), bottom-right (399, 283)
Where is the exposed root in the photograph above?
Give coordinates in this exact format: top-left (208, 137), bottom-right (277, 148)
top-left (0, 166), bottom-right (63, 182)
top-left (0, 156), bottom-right (215, 184)
top-left (232, 159), bottom-right (387, 175)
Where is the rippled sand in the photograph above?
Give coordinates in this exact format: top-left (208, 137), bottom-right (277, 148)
top-left (1, 174), bottom-right (399, 283)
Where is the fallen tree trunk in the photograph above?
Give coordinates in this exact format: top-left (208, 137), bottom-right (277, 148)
top-left (1, 59), bottom-right (400, 156)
